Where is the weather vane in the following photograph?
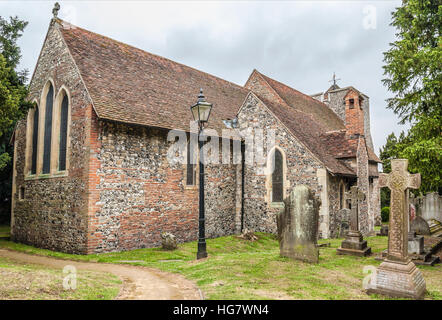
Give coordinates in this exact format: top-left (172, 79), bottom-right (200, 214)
top-left (53, 2), bottom-right (60, 19)
top-left (329, 72), bottom-right (341, 87)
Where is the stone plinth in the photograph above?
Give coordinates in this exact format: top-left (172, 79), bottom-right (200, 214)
top-left (408, 232), bottom-right (424, 255)
top-left (337, 230), bottom-right (371, 257)
top-left (336, 186), bottom-right (371, 257)
top-left (366, 259), bottom-right (426, 299)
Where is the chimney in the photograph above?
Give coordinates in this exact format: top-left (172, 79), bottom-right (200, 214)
top-left (344, 89), bottom-right (364, 137)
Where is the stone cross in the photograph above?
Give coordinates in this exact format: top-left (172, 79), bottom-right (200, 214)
top-left (379, 159), bottom-right (421, 262)
top-left (345, 185), bottom-right (365, 231)
top-left (53, 2), bottom-right (60, 19)
top-left (329, 72), bottom-right (341, 87)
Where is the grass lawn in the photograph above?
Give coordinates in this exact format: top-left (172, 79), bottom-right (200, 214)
top-left (0, 256), bottom-right (121, 300)
top-left (0, 233), bottom-right (441, 300)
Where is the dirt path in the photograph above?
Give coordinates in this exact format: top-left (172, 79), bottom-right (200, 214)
top-left (0, 249), bottom-right (202, 300)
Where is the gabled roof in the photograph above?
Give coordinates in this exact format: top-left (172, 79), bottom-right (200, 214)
top-left (248, 70), bottom-right (345, 131)
top-left (57, 19), bottom-right (249, 133)
top-left (320, 130), bottom-right (381, 163)
top-left (48, 19), bottom-right (378, 174)
top-left (250, 94), bottom-right (355, 176)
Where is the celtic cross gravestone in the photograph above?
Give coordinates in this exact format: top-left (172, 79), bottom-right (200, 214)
top-left (337, 186), bottom-right (371, 256)
top-left (366, 159), bottom-right (426, 299)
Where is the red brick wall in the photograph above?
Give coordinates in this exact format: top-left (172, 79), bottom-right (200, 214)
top-left (344, 90), bottom-right (365, 137)
top-left (85, 120), bottom-right (237, 253)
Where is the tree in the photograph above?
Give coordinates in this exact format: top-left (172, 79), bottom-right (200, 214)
top-left (380, 0), bottom-right (442, 197)
top-left (399, 115), bottom-right (441, 194)
top-left (0, 16), bottom-right (31, 223)
top-left (382, 0), bottom-right (441, 124)
top-left (380, 119), bottom-right (442, 197)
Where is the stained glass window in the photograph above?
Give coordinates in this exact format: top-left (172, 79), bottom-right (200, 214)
top-left (42, 84), bottom-right (54, 174)
top-left (58, 94), bottom-right (69, 171)
top-left (272, 149), bottom-right (283, 202)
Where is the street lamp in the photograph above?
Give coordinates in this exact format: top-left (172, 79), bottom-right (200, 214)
top-left (190, 89), bottom-right (213, 260)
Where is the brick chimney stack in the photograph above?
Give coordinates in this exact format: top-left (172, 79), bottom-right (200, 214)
top-left (344, 89), bottom-right (365, 137)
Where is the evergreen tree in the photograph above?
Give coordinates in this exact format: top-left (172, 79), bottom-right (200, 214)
top-left (380, 0), bottom-right (442, 197)
top-left (0, 16), bottom-right (31, 223)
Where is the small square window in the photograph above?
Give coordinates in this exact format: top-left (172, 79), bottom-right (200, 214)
top-left (349, 99), bottom-right (355, 109)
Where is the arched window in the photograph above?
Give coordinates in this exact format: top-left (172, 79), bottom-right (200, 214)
top-left (58, 93), bottom-right (69, 171)
top-left (42, 84), bottom-right (54, 174)
top-left (272, 149), bottom-right (284, 202)
top-left (339, 182), bottom-right (345, 209)
top-left (30, 106), bottom-right (39, 175)
top-left (186, 139), bottom-right (197, 186)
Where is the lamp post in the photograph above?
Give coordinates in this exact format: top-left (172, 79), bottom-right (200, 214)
top-left (190, 89), bottom-right (212, 260)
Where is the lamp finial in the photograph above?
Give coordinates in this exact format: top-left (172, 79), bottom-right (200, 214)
top-left (197, 88), bottom-right (206, 102)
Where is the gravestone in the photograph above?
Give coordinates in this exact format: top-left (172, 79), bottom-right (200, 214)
top-left (336, 186), bottom-right (371, 256)
top-left (421, 192), bottom-right (442, 222)
top-left (276, 185), bottom-right (320, 263)
top-left (366, 159), bottom-right (426, 299)
top-left (410, 216), bottom-right (430, 235)
top-left (338, 208), bottom-right (350, 237)
top-left (378, 225), bottom-right (389, 236)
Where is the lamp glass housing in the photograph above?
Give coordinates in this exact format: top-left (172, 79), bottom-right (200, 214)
top-left (191, 100), bottom-right (212, 123)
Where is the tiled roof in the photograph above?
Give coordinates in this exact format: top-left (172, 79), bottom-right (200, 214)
top-left (256, 95), bottom-right (355, 176)
top-left (249, 71), bottom-right (380, 166)
top-left (56, 19), bottom-right (379, 174)
top-left (320, 130), bottom-right (381, 163)
top-left (58, 20), bottom-right (249, 134)
top-left (256, 71), bottom-right (346, 131)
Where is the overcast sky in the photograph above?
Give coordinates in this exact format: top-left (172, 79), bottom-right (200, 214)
top-left (1, 0), bottom-right (410, 154)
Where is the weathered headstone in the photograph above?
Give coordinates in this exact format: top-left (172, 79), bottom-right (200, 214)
top-left (378, 225), bottom-right (389, 236)
top-left (410, 216), bottom-right (431, 235)
top-left (366, 159), bottom-right (426, 299)
top-left (338, 208), bottom-right (350, 238)
top-left (421, 192), bottom-right (442, 222)
top-left (276, 185), bottom-right (320, 263)
top-left (337, 186), bottom-right (371, 256)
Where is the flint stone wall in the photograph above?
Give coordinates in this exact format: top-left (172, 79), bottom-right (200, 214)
top-left (87, 120), bottom-right (238, 253)
top-left (12, 24), bottom-right (91, 253)
top-left (237, 93), bottom-right (327, 236)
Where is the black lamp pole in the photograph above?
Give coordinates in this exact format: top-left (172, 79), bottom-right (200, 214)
top-left (197, 127), bottom-right (207, 259)
top-left (191, 89), bottom-right (211, 260)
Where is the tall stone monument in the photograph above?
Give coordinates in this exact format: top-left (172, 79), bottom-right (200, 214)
top-left (337, 186), bottom-right (371, 256)
top-left (276, 185), bottom-right (320, 263)
top-left (366, 159), bottom-right (426, 299)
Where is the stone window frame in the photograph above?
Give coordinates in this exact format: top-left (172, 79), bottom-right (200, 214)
top-left (25, 80), bottom-right (72, 180)
top-left (24, 99), bottom-right (39, 176)
top-left (265, 146), bottom-right (289, 207)
top-left (51, 86), bottom-right (72, 175)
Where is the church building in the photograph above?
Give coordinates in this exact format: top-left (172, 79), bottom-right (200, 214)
top-left (10, 15), bottom-right (381, 254)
